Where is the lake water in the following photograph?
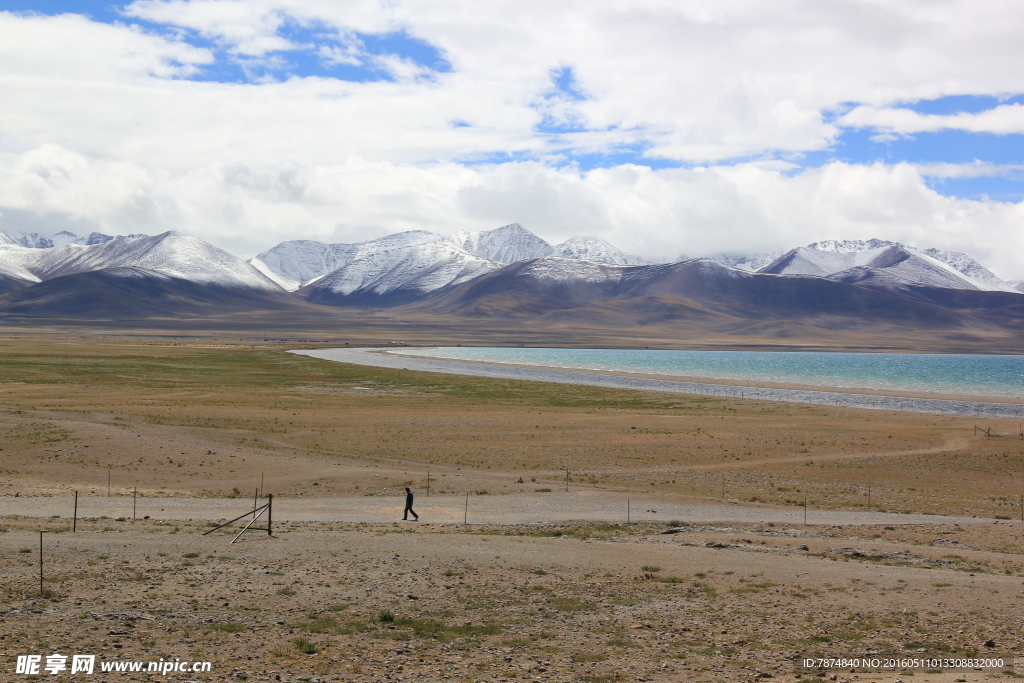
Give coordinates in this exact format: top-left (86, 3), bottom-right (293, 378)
top-left (391, 347), bottom-right (1024, 399)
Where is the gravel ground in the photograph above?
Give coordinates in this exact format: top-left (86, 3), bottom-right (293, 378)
top-left (0, 491), bottom-right (991, 526)
top-left (293, 348), bottom-right (1024, 419)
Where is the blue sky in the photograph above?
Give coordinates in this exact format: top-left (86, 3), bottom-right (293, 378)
top-left (0, 1), bottom-right (1022, 274)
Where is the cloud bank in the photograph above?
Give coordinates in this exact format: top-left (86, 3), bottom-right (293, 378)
top-left (0, 1), bottom-right (1022, 278)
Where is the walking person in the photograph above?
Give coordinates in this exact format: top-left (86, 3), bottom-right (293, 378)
top-left (403, 487), bottom-right (418, 521)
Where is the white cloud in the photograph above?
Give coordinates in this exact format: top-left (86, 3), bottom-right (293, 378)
top-left (0, 2), bottom-right (1023, 279)
top-left (6, 1), bottom-right (1024, 169)
top-left (841, 103), bottom-right (1024, 135)
top-left (1, 142), bottom-right (1021, 280)
top-left (913, 162), bottom-right (1024, 179)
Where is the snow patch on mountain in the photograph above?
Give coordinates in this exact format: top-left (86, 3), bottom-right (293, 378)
top-left (508, 257), bottom-right (627, 285)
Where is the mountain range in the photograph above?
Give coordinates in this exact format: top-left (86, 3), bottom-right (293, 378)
top-left (0, 224), bottom-right (1021, 348)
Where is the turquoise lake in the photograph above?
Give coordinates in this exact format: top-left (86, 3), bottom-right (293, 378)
top-left (392, 348), bottom-right (1024, 399)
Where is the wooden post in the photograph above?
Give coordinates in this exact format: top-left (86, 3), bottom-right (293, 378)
top-left (464, 493), bottom-right (469, 526)
top-left (803, 497), bottom-right (807, 525)
top-left (565, 469), bottom-right (569, 492)
top-left (627, 498), bottom-right (630, 525)
top-left (133, 487), bottom-right (137, 520)
top-left (260, 472), bottom-right (265, 497)
top-left (73, 491), bottom-right (78, 533)
top-left (426, 470), bottom-right (430, 497)
top-left (39, 530), bottom-right (44, 595)
top-left (267, 494), bottom-right (273, 536)
top-left (253, 489), bottom-right (258, 521)
top-left (867, 486), bottom-right (871, 510)
top-left (107, 468), bottom-right (111, 497)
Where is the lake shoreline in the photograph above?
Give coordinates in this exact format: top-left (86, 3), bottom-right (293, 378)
top-left (294, 347), bottom-right (1024, 419)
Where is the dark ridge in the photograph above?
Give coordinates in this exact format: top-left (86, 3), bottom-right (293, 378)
top-left (0, 267), bottom-right (303, 319)
top-left (0, 273), bottom-right (33, 295)
top-left (399, 258), bottom-right (974, 329)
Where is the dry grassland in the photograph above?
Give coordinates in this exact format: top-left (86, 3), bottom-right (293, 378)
top-left (1, 336), bottom-right (1023, 683)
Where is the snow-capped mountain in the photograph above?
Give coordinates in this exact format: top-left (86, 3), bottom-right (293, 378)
top-left (0, 229), bottom-right (151, 249)
top-left (251, 231), bottom-right (449, 291)
top-left (300, 240), bottom-right (498, 303)
top-left (254, 223), bottom-right (651, 296)
top-left (756, 240), bottom-right (1019, 293)
top-left (822, 246), bottom-right (994, 291)
top-left (1011, 280), bottom-right (1024, 294)
top-left (709, 251), bottom-right (784, 272)
top-left (760, 242), bottom-right (899, 278)
top-left (50, 230), bottom-right (149, 246)
top-left (0, 229), bottom-right (55, 249)
top-left (0, 231), bottom-right (281, 291)
top-left (447, 223), bottom-right (558, 263)
top-left (555, 236), bottom-right (649, 266)
top-left (917, 248), bottom-right (1015, 292)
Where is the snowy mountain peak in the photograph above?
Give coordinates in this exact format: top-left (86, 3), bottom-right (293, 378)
top-left (0, 230), bottom-right (280, 291)
top-left (302, 240), bottom-right (499, 300)
top-left (50, 231), bottom-right (149, 246)
top-left (555, 236), bottom-right (649, 266)
top-left (0, 229), bottom-right (54, 248)
top-left (710, 251), bottom-right (784, 272)
top-left (756, 240), bottom-right (1019, 293)
top-left (447, 223), bottom-right (557, 264)
top-left (805, 238), bottom-right (899, 253)
top-left (251, 230), bottom-right (447, 291)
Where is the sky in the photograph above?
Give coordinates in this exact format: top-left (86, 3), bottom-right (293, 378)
top-left (0, 1), bottom-right (1023, 280)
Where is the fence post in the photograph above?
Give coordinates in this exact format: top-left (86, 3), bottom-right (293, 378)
top-left (73, 491), bottom-right (78, 533)
top-left (133, 487), bottom-right (137, 520)
top-left (267, 494), bottom-right (273, 536)
top-left (39, 531), bottom-right (44, 595)
top-left (464, 493), bottom-right (469, 526)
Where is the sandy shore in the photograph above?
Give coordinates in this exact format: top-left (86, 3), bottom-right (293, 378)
top-left (295, 347), bottom-right (1024, 419)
